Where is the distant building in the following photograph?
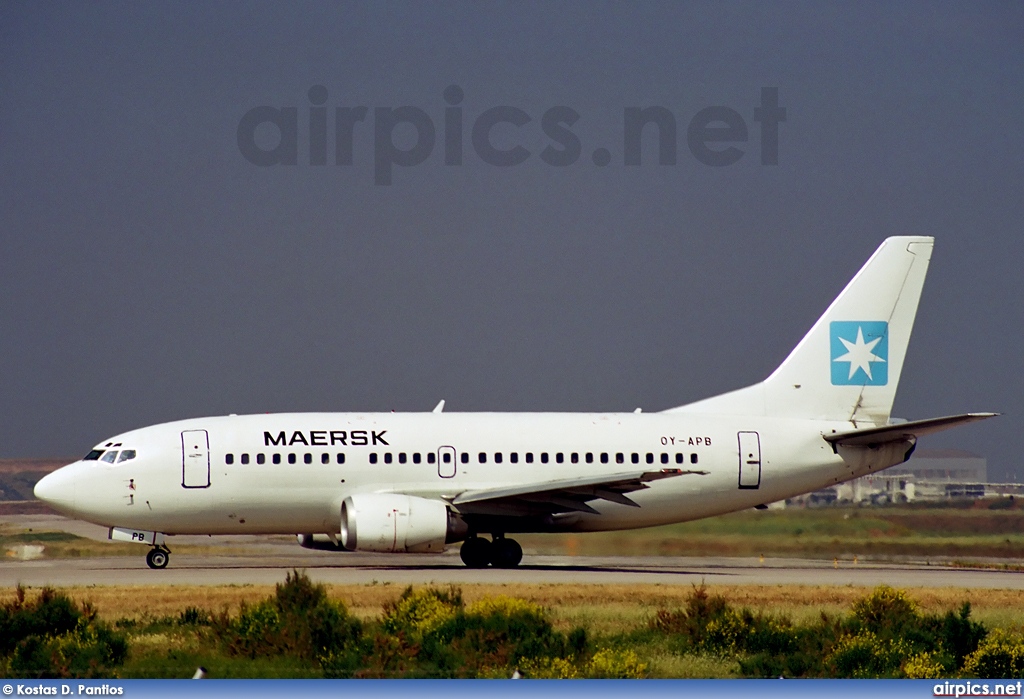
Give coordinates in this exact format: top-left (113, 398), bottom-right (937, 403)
top-left (884, 448), bottom-right (987, 483)
top-left (817, 449), bottom-right (991, 505)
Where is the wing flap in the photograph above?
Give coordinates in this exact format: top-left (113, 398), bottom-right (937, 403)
top-left (451, 468), bottom-right (706, 516)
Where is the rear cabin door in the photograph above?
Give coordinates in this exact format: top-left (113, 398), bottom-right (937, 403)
top-left (182, 429), bottom-right (211, 488)
top-left (737, 431), bottom-right (761, 489)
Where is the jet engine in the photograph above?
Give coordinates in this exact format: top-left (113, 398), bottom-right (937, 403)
top-left (340, 493), bottom-right (464, 553)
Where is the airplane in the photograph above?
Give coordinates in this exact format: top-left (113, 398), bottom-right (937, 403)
top-left (34, 236), bottom-right (996, 570)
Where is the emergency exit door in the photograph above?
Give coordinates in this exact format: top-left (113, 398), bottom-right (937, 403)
top-left (737, 431), bottom-right (761, 489)
top-left (437, 446), bottom-right (457, 478)
top-left (182, 429), bottom-right (210, 488)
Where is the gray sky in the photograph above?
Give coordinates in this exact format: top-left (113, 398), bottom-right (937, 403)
top-left (1, 2), bottom-right (1021, 480)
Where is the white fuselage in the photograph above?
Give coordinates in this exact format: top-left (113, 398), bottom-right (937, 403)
top-left (38, 411), bottom-right (892, 538)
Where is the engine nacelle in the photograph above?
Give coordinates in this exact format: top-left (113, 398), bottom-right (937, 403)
top-left (341, 493), bottom-right (458, 553)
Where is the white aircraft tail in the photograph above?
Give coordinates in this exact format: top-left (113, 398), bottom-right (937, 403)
top-left (667, 236), bottom-right (934, 424)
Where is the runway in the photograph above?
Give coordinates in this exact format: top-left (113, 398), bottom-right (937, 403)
top-left (4, 551), bottom-right (1024, 589)
top-left (2, 515), bottom-right (1023, 589)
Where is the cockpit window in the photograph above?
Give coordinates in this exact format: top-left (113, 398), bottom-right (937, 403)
top-left (100, 450), bottom-right (118, 464)
top-left (116, 450), bottom-right (136, 463)
top-left (84, 450), bottom-right (104, 461)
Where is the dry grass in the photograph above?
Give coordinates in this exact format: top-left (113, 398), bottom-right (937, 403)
top-left (4, 582), bottom-right (1023, 634)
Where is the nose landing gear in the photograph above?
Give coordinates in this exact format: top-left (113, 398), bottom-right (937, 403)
top-left (146, 545), bottom-right (170, 569)
top-left (459, 535), bottom-right (522, 568)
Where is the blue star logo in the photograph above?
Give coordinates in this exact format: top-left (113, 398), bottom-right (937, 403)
top-left (830, 321), bottom-right (888, 386)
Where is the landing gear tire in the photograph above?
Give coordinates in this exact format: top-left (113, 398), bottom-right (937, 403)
top-left (490, 537), bottom-right (523, 568)
top-left (146, 547), bottom-right (169, 570)
top-left (460, 537), bottom-right (492, 568)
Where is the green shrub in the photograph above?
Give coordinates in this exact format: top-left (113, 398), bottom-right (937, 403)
top-left (648, 584), bottom-right (993, 678)
top-left (517, 648), bottom-right (647, 679)
top-left (216, 570), bottom-right (362, 674)
top-left (361, 586), bottom-right (589, 678)
top-left (380, 586), bottom-right (462, 640)
top-left (0, 586), bottom-right (127, 678)
top-left (584, 648), bottom-right (648, 678)
top-left (423, 591), bottom-right (569, 676)
top-left (852, 586), bottom-right (919, 637)
top-left (178, 606), bottom-right (212, 627)
top-left (961, 630), bottom-right (1024, 678)
top-left (653, 583), bottom-right (732, 640)
top-left (825, 630), bottom-right (913, 678)
top-left (652, 583), bottom-right (801, 661)
top-left (939, 602), bottom-right (988, 669)
top-left (904, 651), bottom-right (946, 679)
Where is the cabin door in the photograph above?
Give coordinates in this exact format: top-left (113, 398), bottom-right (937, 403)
top-left (182, 429), bottom-right (211, 488)
top-left (737, 431), bottom-right (761, 489)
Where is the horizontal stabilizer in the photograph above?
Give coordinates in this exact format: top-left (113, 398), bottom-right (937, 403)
top-left (823, 413), bottom-right (998, 448)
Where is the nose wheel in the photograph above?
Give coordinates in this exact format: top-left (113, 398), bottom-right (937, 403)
top-left (146, 546), bottom-right (170, 569)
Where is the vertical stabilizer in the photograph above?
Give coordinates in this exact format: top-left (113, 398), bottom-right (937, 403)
top-left (666, 236), bottom-right (933, 424)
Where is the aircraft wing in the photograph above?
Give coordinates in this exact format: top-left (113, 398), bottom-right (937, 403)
top-left (823, 413), bottom-right (998, 448)
top-left (450, 468), bottom-right (706, 516)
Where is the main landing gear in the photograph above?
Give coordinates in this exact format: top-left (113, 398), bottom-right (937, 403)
top-left (459, 535), bottom-right (523, 569)
top-left (146, 545), bottom-right (170, 569)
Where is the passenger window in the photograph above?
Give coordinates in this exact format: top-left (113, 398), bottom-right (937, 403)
top-left (601, 453), bottom-right (609, 464)
top-left (495, 453), bottom-right (503, 464)
top-left (646, 453), bottom-right (654, 464)
top-left (571, 453), bottom-right (578, 464)
top-left (321, 453), bottom-right (329, 464)
top-left (676, 453), bottom-right (684, 464)
top-left (526, 453), bottom-right (534, 463)
top-left (384, 453), bottom-right (393, 464)
top-left (399, 453), bottom-right (407, 464)
top-left (585, 453), bottom-right (594, 464)
top-left (370, 453), bottom-right (378, 464)
top-left (117, 450), bottom-right (136, 463)
top-left (615, 453), bottom-right (624, 464)
top-left (225, 454), bottom-right (234, 465)
top-left (241, 453), bottom-right (250, 465)
top-left (101, 451), bottom-right (118, 464)
top-left (661, 453), bottom-right (669, 464)
top-left (303, 453), bottom-right (312, 464)
top-left (460, 453), bottom-right (468, 464)
top-left (337, 453), bottom-right (345, 464)
top-left (84, 450), bottom-right (104, 461)
top-left (510, 452), bottom-right (518, 463)
top-left (273, 454), bottom-right (281, 465)
top-left (479, 452), bottom-right (487, 463)
top-left (556, 453), bottom-right (564, 464)
top-left (427, 453), bottom-right (435, 464)
top-left (631, 453), bottom-right (639, 464)
top-left (288, 454), bottom-right (297, 465)
top-left (413, 453), bottom-right (422, 464)
top-left (443, 452), bottom-right (451, 463)
top-left (257, 453), bottom-right (265, 464)
top-left (541, 453), bottom-right (549, 464)
top-left (691, 453), bottom-right (699, 464)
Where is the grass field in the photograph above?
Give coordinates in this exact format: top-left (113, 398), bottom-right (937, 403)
top-left (6, 582), bottom-right (1023, 633)
top-left (515, 500), bottom-right (1024, 560)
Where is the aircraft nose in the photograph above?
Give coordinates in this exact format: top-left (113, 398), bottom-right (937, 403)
top-left (34, 466), bottom-right (77, 513)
